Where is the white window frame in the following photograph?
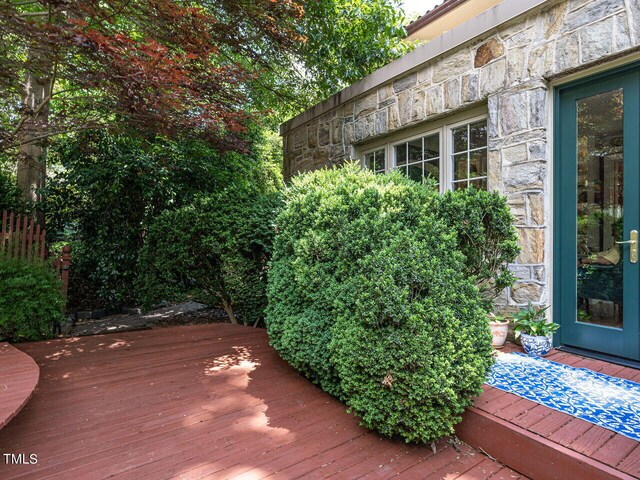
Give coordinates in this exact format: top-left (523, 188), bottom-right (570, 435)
top-left (361, 146), bottom-right (388, 174)
top-left (446, 114), bottom-right (489, 191)
top-left (391, 128), bottom-right (443, 188)
top-left (358, 111), bottom-right (488, 193)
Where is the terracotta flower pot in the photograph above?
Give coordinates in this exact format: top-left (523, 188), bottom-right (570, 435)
top-left (489, 320), bottom-right (509, 349)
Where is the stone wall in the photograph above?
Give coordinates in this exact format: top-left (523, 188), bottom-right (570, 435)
top-left (281, 0), bottom-right (640, 310)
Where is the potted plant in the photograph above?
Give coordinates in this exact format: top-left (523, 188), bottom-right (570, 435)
top-left (512, 302), bottom-right (560, 357)
top-left (488, 313), bottom-right (510, 349)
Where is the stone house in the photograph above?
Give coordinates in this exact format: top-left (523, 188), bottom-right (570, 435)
top-left (280, 0), bottom-right (640, 362)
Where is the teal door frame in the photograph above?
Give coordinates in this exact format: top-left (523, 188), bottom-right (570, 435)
top-left (553, 62), bottom-right (640, 361)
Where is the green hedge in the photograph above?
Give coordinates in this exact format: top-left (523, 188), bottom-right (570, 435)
top-left (266, 164), bottom-right (497, 442)
top-left (0, 258), bottom-right (65, 342)
top-left (136, 186), bottom-right (280, 326)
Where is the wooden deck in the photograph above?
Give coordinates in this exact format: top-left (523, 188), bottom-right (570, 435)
top-left (456, 344), bottom-right (640, 480)
top-left (0, 324), bottom-right (523, 480)
top-left (0, 342), bottom-right (39, 430)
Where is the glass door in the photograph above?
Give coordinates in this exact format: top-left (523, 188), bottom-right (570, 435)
top-left (555, 67), bottom-right (640, 360)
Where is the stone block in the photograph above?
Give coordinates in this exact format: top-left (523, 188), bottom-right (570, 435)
top-left (388, 103), bottom-right (401, 131)
top-left (613, 13), bottom-right (632, 52)
top-left (502, 143), bottom-right (528, 165)
top-left (378, 84), bottom-right (394, 104)
top-left (500, 92), bottom-right (528, 135)
top-left (579, 18), bottom-right (613, 63)
top-left (480, 58), bottom-right (506, 97)
top-left (462, 73), bottom-right (479, 103)
top-left (411, 89), bottom-right (426, 122)
top-left (527, 43), bottom-right (553, 78)
top-left (555, 32), bottom-right (580, 72)
top-left (318, 124), bottom-right (330, 146)
top-left (293, 128), bottom-right (306, 150)
top-left (509, 265), bottom-right (531, 280)
top-left (528, 140), bottom-right (546, 161)
top-left (487, 149), bottom-right (502, 192)
top-left (343, 122), bottom-right (354, 144)
top-left (507, 47), bottom-right (527, 86)
top-left (517, 228), bottom-right (545, 263)
top-left (417, 65), bottom-right (432, 84)
top-left (331, 118), bottom-right (343, 144)
top-left (444, 77), bottom-right (461, 110)
top-left (529, 88), bottom-right (546, 128)
top-left (533, 266), bottom-right (546, 282)
top-left (562, 0), bottom-right (624, 32)
top-left (504, 161), bottom-right (545, 191)
top-left (307, 124), bottom-right (318, 149)
top-left (507, 195), bottom-right (527, 224)
top-left (433, 49), bottom-right (472, 83)
top-left (511, 282), bottom-right (544, 304)
top-left (475, 38), bottom-right (505, 67)
top-left (375, 109), bottom-right (388, 136)
top-left (488, 94), bottom-right (499, 139)
top-left (354, 92), bottom-right (377, 118)
top-left (398, 91), bottom-right (413, 126)
top-left (393, 73), bottom-right (417, 93)
top-left (630, 0), bottom-right (640, 47)
top-left (528, 194), bottom-right (545, 226)
top-left (425, 85), bottom-right (444, 116)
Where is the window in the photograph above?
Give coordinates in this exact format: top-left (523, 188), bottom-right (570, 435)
top-left (393, 132), bottom-right (440, 187)
top-left (363, 148), bottom-right (386, 174)
top-left (360, 114), bottom-right (488, 192)
top-left (450, 120), bottom-right (488, 190)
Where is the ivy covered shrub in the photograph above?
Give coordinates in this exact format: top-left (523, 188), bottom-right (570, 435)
top-left (136, 186), bottom-right (280, 326)
top-left (0, 258), bottom-right (65, 341)
top-left (434, 187), bottom-right (520, 307)
top-left (266, 164), bottom-right (494, 442)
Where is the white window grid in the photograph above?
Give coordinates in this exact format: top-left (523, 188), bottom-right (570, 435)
top-left (360, 114), bottom-right (488, 193)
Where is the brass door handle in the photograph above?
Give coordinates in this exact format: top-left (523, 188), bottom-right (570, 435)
top-left (616, 230), bottom-right (638, 263)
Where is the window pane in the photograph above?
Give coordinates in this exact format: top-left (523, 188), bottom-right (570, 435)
top-left (408, 138), bottom-right (422, 163)
top-left (395, 143), bottom-right (407, 165)
top-left (452, 126), bottom-right (468, 153)
top-left (469, 150), bottom-right (487, 178)
top-left (470, 178), bottom-right (487, 190)
top-left (364, 152), bottom-right (374, 170)
top-left (453, 153), bottom-right (468, 180)
top-left (452, 180), bottom-right (468, 190)
top-left (374, 149), bottom-right (385, 172)
top-left (425, 134), bottom-right (439, 159)
top-left (469, 121), bottom-right (487, 149)
top-left (424, 160), bottom-right (439, 180)
top-left (408, 164), bottom-right (422, 183)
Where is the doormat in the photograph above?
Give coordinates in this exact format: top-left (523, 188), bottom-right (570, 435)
top-left (486, 352), bottom-right (640, 442)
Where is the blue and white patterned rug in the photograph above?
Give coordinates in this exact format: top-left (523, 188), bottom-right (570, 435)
top-left (487, 352), bottom-right (640, 442)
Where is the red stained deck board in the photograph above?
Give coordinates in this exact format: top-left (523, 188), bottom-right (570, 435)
top-left (617, 444), bottom-right (640, 478)
top-left (0, 342), bottom-right (39, 431)
top-left (0, 324), bottom-right (510, 480)
top-left (469, 343), bottom-right (640, 479)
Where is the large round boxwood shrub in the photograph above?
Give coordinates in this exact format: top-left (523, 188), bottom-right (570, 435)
top-left (266, 164), bottom-right (494, 442)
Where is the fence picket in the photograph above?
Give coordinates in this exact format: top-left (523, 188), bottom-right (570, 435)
top-left (1, 209), bottom-right (71, 300)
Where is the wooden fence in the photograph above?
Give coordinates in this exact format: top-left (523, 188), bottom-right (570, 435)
top-left (1, 210), bottom-right (71, 299)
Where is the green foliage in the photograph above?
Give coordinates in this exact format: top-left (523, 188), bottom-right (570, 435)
top-left (0, 258), bottom-right (64, 342)
top-left (136, 186), bottom-right (280, 326)
top-left (0, 155), bottom-right (25, 213)
top-left (266, 164), bottom-right (493, 443)
top-left (513, 302), bottom-right (559, 337)
top-left (435, 187), bottom-right (520, 307)
top-left (43, 129), bottom-right (281, 308)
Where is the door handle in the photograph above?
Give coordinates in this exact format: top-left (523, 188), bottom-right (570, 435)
top-left (616, 230), bottom-right (638, 263)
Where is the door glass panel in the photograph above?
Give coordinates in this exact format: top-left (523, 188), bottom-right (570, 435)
top-left (576, 88), bottom-right (624, 329)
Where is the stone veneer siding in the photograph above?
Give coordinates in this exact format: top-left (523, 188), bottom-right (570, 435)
top-left (281, 0), bottom-right (640, 311)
